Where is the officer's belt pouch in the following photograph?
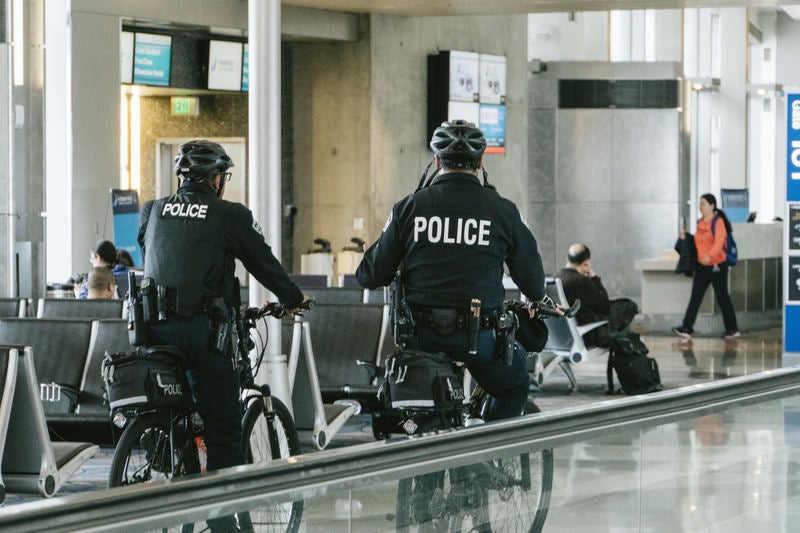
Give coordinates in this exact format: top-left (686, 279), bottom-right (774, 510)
top-left (382, 349), bottom-right (464, 409)
top-left (430, 308), bottom-right (458, 336)
top-left (102, 348), bottom-right (191, 411)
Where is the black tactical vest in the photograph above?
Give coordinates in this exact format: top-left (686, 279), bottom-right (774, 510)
top-left (143, 190), bottom-right (234, 317)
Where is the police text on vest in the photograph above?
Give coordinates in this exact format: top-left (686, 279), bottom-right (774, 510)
top-left (161, 202), bottom-right (208, 219)
top-left (413, 216), bottom-right (491, 245)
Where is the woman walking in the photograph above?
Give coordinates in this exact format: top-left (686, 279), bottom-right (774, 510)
top-left (673, 193), bottom-right (740, 341)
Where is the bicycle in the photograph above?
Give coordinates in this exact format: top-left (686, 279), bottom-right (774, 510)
top-left (370, 298), bottom-right (579, 533)
top-left (104, 298), bottom-right (314, 532)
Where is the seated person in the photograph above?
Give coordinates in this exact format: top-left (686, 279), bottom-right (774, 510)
top-left (86, 266), bottom-right (117, 300)
top-left (73, 240), bottom-right (129, 299)
top-left (556, 243), bottom-right (638, 344)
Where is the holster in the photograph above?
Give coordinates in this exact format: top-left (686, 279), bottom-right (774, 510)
top-left (495, 310), bottom-right (519, 366)
top-left (127, 271), bottom-right (148, 346)
top-left (207, 297), bottom-right (233, 354)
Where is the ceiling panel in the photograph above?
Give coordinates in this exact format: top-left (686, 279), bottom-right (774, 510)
top-left (283, 0), bottom-right (799, 17)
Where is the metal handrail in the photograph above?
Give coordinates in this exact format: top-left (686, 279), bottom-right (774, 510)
top-left (3, 366), bottom-right (800, 532)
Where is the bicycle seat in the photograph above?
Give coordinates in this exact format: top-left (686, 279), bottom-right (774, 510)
top-left (145, 345), bottom-right (187, 363)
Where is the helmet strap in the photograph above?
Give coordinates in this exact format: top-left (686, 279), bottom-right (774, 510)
top-left (482, 167), bottom-right (490, 187)
top-left (416, 161), bottom-right (440, 192)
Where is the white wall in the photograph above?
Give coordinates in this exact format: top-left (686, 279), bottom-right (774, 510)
top-left (528, 12), bottom-right (609, 62)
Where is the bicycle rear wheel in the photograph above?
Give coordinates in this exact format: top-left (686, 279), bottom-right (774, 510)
top-left (109, 412), bottom-right (202, 532)
top-left (394, 398), bottom-right (553, 533)
top-left (241, 394), bottom-right (303, 532)
top-left (395, 448), bottom-right (552, 533)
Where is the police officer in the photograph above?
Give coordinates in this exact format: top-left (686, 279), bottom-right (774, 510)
top-left (138, 140), bottom-right (304, 531)
top-left (356, 120), bottom-right (546, 420)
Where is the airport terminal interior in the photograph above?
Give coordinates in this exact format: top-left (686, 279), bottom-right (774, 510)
top-left (2, 0), bottom-right (800, 531)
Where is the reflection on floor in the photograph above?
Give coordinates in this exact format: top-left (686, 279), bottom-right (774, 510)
top-left (535, 328), bottom-right (784, 411)
top-left (1, 327), bottom-right (787, 522)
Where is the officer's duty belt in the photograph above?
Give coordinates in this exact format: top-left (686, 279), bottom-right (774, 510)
top-left (410, 309), bottom-right (498, 330)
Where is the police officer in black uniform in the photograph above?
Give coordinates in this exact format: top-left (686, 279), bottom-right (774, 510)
top-left (356, 120), bottom-right (546, 421)
top-left (138, 140), bottom-right (305, 531)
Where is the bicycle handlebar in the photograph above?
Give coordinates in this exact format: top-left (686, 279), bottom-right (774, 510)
top-left (243, 297), bottom-right (316, 320)
top-left (512, 297), bottom-right (581, 319)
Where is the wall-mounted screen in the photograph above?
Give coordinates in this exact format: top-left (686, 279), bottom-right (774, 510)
top-left (208, 40), bottom-right (244, 91)
top-left (120, 31), bottom-right (134, 84)
top-left (133, 32), bottom-right (172, 87)
top-left (242, 44), bottom-right (249, 92)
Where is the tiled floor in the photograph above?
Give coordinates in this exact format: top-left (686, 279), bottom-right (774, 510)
top-left (1, 327), bottom-right (787, 515)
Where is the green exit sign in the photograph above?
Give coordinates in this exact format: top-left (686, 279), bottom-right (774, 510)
top-left (171, 97), bottom-right (199, 116)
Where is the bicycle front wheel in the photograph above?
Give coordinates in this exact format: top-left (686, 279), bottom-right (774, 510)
top-left (108, 411), bottom-right (198, 488)
top-left (241, 394), bottom-right (303, 532)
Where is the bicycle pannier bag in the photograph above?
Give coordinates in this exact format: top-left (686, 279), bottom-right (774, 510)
top-left (383, 350), bottom-right (464, 409)
top-left (102, 349), bottom-right (191, 410)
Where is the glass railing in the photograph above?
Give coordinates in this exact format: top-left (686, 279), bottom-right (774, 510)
top-left (2, 366), bottom-right (800, 532)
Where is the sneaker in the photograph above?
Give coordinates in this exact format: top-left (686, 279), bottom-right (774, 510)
top-left (723, 330), bottom-right (741, 340)
top-left (672, 326), bottom-right (693, 340)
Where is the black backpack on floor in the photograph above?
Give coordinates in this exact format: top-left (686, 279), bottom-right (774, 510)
top-left (606, 332), bottom-right (662, 395)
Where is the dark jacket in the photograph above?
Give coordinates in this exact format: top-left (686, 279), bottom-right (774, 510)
top-left (674, 234), bottom-right (696, 277)
top-left (356, 172), bottom-right (545, 311)
top-left (556, 267), bottom-right (610, 325)
top-left (138, 181), bottom-right (303, 317)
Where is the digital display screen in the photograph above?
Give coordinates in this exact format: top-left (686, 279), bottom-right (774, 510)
top-left (242, 44), bottom-right (249, 92)
top-left (133, 32), bottom-right (172, 87)
top-left (208, 40), bottom-right (244, 91)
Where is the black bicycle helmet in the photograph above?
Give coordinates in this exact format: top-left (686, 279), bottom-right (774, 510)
top-left (429, 120), bottom-right (487, 169)
top-left (174, 140), bottom-right (234, 181)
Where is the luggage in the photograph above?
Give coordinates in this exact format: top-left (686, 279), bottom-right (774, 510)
top-left (606, 333), bottom-right (662, 395)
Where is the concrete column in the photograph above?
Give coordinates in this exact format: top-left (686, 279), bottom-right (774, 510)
top-left (248, 0), bottom-right (286, 395)
top-left (12, 0), bottom-right (46, 299)
top-left (717, 7), bottom-right (747, 190)
top-left (1, 43), bottom-right (11, 295)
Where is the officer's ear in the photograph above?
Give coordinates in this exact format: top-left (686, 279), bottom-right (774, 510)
top-left (434, 155), bottom-right (443, 170)
top-left (212, 172), bottom-right (226, 197)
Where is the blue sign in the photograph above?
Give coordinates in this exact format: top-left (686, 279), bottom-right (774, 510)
top-left (133, 33), bottom-right (172, 87)
top-left (788, 93), bottom-right (800, 201)
top-left (787, 305), bottom-right (800, 352)
top-left (721, 188), bottom-right (749, 223)
top-left (242, 45), bottom-right (249, 92)
top-left (111, 189), bottom-right (142, 267)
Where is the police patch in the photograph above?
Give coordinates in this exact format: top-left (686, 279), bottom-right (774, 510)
top-left (252, 219), bottom-right (263, 236)
top-left (161, 201), bottom-right (209, 219)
